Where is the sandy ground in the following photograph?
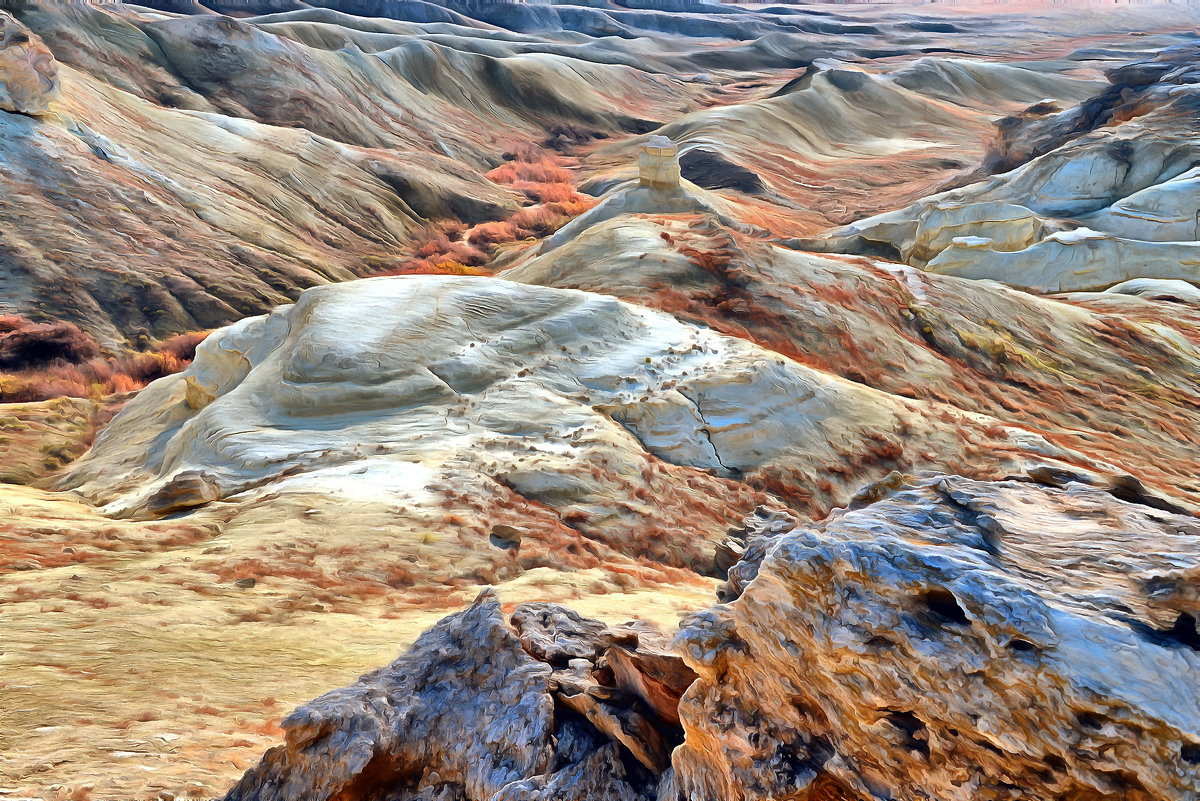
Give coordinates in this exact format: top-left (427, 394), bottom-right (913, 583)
top-left (0, 478), bottom-right (715, 800)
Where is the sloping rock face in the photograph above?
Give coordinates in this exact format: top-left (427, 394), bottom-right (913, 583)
top-left (0, 10), bottom-right (56, 114)
top-left (226, 590), bottom-right (686, 801)
top-left (0, 0), bottom-right (698, 341)
top-left (507, 216), bottom-right (1200, 514)
top-left (805, 46), bottom-right (1200, 292)
top-left (672, 475), bottom-right (1200, 801)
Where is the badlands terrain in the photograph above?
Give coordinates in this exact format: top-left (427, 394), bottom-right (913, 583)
top-left (0, 0), bottom-right (1199, 799)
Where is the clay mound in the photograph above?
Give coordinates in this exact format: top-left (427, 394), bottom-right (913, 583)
top-left (506, 215), bottom-right (1200, 513)
top-left (60, 275), bottom-right (1087, 544)
top-left (890, 56), bottom-right (1104, 110)
top-left (0, 78), bottom-right (517, 343)
top-left (4, 0), bottom-right (1195, 342)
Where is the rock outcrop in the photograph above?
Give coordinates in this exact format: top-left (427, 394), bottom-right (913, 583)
top-left (226, 590), bottom-right (689, 801)
top-left (507, 215), bottom-right (1200, 514)
top-left (638, 135), bottom-right (683, 190)
top-left (985, 43), bottom-right (1200, 176)
top-left (57, 275), bottom-right (1109, 546)
top-left (0, 10), bottom-right (56, 115)
top-left (226, 474), bottom-right (1200, 801)
top-left (803, 46), bottom-right (1200, 292)
top-left (673, 474), bottom-right (1200, 801)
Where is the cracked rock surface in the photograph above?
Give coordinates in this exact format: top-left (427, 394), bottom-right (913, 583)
top-left (226, 590), bottom-right (685, 801)
top-left (672, 474), bottom-right (1200, 801)
top-left (58, 275), bottom-right (1105, 570)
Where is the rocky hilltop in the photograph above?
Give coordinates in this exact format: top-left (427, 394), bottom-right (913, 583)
top-left (0, 1), bottom-right (1198, 798)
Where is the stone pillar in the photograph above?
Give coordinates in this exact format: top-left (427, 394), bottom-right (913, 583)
top-left (638, 135), bottom-right (681, 191)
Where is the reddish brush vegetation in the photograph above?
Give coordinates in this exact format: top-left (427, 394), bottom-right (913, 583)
top-left (0, 519), bottom-right (216, 574)
top-left (0, 320), bottom-right (208, 402)
top-left (0, 316), bottom-right (100, 369)
top-left (379, 142), bottom-right (596, 277)
top-left (486, 159), bottom-right (575, 186)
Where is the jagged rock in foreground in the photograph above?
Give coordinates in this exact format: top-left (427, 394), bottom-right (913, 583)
top-left (674, 475), bottom-right (1200, 801)
top-left (226, 590), bottom-right (688, 800)
top-left (227, 474), bottom-right (1200, 800)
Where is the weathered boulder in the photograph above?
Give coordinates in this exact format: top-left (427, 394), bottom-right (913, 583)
top-left (226, 590), bottom-right (690, 800)
top-left (671, 474), bottom-right (1200, 801)
top-left (0, 10), bottom-right (57, 115)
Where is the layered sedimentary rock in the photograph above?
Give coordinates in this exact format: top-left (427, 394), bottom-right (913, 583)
top-left (5, 4), bottom-right (1200, 798)
top-left (507, 216), bottom-right (1200, 513)
top-left (579, 58), bottom-right (1107, 237)
top-left (673, 475), bottom-right (1200, 801)
top-left (805, 46), bottom-right (1200, 292)
top-left (0, 0), bottom-right (700, 341)
top-left (2, 0), bottom-right (1194, 340)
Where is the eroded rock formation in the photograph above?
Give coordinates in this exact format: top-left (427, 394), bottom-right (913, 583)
top-left (4, 3), bottom-right (1200, 797)
top-left (226, 474), bottom-right (1200, 801)
top-left (803, 46), bottom-right (1200, 292)
top-left (507, 216), bottom-right (1200, 514)
top-left (226, 590), bottom-right (688, 801)
top-left (0, 10), bottom-right (56, 115)
top-left (673, 475), bottom-right (1200, 801)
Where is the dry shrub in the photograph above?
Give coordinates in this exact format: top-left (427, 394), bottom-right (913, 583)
top-left (378, 223), bottom-right (490, 277)
top-left (375, 142), bottom-right (595, 277)
top-left (500, 142), bottom-right (543, 162)
top-left (0, 316), bottom-right (100, 369)
top-left (466, 221), bottom-right (520, 249)
top-left (487, 159), bottom-right (574, 186)
top-left (0, 323), bottom-right (210, 402)
top-left (511, 181), bottom-right (581, 204)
